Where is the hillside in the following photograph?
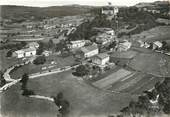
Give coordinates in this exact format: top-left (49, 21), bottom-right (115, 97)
top-left (0, 5), bottom-right (92, 21)
top-left (135, 1), bottom-right (170, 8)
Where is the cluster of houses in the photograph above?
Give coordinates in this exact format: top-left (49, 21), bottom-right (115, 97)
top-left (95, 28), bottom-right (116, 45)
top-left (13, 42), bottom-right (39, 58)
top-left (79, 43), bottom-right (110, 67)
top-left (138, 40), bottom-right (163, 50)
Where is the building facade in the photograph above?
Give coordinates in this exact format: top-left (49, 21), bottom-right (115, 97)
top-left (92, 53), bottom-right (110, 65)
top-left (13, 48), bottom-right (36, 58)
top-left (101, 7), bottom-right (119, 16)
top-left (67, 40), bottom-right (86, 49)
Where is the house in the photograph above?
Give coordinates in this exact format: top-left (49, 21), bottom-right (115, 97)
top-left (27, 42), bottom-right (39, 49)
top-left (92, 53), bottom-right (110, 65)
top-left (81, 44), bottom-right (99, 58)
top-left (96, 33), bottom-right (115, 45)
top-left (138, 40), bottom-right (150, 48)
top-left (13, 50), bottom-right (25, 58)
top-left (117, 40), bottom-right (132, 51)
top-left (13, 48), bottom-right (36, 58)
top-left (22, 48), bottom-right (36, 57)
top-left (67, 40), bottom-right (86, 49)
top-left (152, 41), bottom-right (163, 50)
top-left (42, 50), bottom-right (52, 56)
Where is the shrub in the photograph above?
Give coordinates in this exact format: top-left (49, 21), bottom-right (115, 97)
top-left (22, 89), bottom-right (35, 96)
top-left (33, 56), bottom-right (46, 65)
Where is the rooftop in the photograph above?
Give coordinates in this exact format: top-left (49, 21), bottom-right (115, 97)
top-left (81, 44), bottom-right (98, 53)
top-left (95, 53), bottom-right (109, 59)
top-left (22, 47), bottom-right (36, 52)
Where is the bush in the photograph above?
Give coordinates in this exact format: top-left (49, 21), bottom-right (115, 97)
top-left (6, 50), bottom-right (13, 57)
top-left (20, 73), bottom-right (29, 90)
top-left (0, 71), bottom-right (6, 87)
top-left (22, 89), bottom-right (35, 96)
top-left (73, 65), bottom-right (89, 77)
top-left (33, 56), bottom-right (46, 65)
top-left (58, 100), bottom-right (70, 116)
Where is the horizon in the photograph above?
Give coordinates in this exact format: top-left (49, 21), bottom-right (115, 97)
top-left (0, 0), bottom-right (166, 7)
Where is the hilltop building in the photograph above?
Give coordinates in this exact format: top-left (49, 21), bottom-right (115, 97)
top-left (101, 6), bottom-right (119, 16)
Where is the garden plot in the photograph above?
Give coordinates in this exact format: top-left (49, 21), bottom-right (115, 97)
top-left (93, 69), bottom-right (132, 89)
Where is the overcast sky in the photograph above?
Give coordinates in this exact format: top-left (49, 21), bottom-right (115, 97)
top-left (0, 0), bottom-right (164, 7)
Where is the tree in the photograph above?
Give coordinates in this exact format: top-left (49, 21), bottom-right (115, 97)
top-left (53, 92), bottom-right (70, 116)
top-left (58, 100), bottom-right (70, 116)
top-left (0, 71), bottom-right (6, 87)
top-left (20, 73), bottom-right (29, 90)
top-left (74, 65), bottom-right (89, 77)
top-left (36, 42), bottom-right (46, 55)
top-left (6, 50), bottom-right (13, 57)
top-left (54, 92), bottom-right (64, 107)
top-left (33, 56), bottom-right (46, 65)
top-left (48, 39), bottom-right (55, 50)
top-left (22, 89), bottom-right (35, 96)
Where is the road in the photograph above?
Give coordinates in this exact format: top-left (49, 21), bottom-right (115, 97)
top-left (0, 59), bottom-right (80, 92)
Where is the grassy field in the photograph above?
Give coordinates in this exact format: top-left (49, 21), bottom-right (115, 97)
top-left (110, 50), bottom-right (138, 59)
top-left (128, 51), bottom-right (170, 77)
top-left (0, 50), bottom-right (24, 72)
top-left (10, 55), bottom-right (77, 79)
top-left (132, 26), bottom-right (170, 42)
top-left (108, 72), bottom-right (163, 94)
top-left (0, 84), bottom-right (59, 117)
top-left (1, 70), bottom-right (136, 117)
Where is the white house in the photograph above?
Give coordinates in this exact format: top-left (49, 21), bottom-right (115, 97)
top-left (13, 48), bottom-right (36, 58)
top-left (153, 41), bottom-right (163, 50)
top-left (22, 48), bottom-right (36, 57)
top-left (92, 53), bottom-right (110, 65)
top-left (67, 40), bottom-right (86, 49)
top-left (81, 44), bottom-right (99, 58)
top-left (13, 50), bottom-right (25, 58)
top-left (117, 40), bottom-right (132, 51)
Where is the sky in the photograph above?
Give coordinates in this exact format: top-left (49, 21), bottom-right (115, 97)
top-left (0, 0), bottom-right (165, 7)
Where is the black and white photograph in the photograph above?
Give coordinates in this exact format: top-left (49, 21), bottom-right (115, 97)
top-left (0, 0), bottom-right (170, 117)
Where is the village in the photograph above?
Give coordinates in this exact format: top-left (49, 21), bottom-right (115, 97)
top-left (0, 1), bottom-right (170, 117)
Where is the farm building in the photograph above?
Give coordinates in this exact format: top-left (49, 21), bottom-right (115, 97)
top-left (92, 53), bottom-right (110, 65)
top-left (81, 44), bottom-right (99, 58)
